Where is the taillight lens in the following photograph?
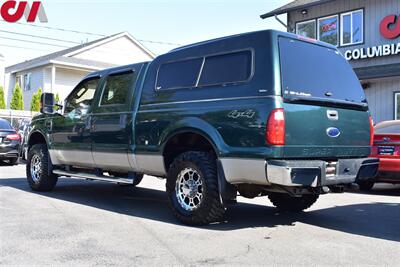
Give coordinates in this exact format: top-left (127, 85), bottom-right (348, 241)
top-left (369, 116), bottom-right (374, 147)
top-left (6, 134), bottom-right (21, 141)
top-left (266, 108), bottom-right (285, 145)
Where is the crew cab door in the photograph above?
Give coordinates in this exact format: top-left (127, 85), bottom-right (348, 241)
top-left (91, 67), bottom-right (139, 171)
top-left (51, 76), bottom-right (100, 167)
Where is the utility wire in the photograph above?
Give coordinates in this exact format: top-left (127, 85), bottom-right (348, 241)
top-left (1, 20), bottom-right (106, 37)
top-left (0, 20), bottom-right (181, 46)
top-left (0, 36), bottom-right (69, 48)
top-left (0, 29), bottom-right (81, 44)
top-left (0, 43), bottom-right (50, 52)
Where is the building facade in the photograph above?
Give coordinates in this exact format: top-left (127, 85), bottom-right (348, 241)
top-left (5, 32), bottom-right (155, 110)
top-left (261, 0), bottom-right (400, 123)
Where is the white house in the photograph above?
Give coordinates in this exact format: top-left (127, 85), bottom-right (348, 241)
top-left (4, 32), bottom-right (155, 110)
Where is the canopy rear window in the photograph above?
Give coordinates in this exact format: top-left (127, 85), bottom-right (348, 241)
top-left (279, 37), bottom-right (366, 105)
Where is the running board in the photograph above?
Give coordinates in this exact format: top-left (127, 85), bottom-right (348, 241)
top-left (52, 170), bottom-right (134, 184)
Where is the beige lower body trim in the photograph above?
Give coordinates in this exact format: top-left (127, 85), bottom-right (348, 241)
top-left (135, 154), bottom-right (166, 177)
top-left (220, 158), bottom-right (269, 185)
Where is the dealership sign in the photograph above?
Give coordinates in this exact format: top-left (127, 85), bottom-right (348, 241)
top-left (0, 1), bottom-right (47, 23)
top-left (345, 14), bottom-right (400, 61)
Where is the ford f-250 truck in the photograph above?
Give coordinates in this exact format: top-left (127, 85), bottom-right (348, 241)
top-left (26, 30), bottom-right (379, 225)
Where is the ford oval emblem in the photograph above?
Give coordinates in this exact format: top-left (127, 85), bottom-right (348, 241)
top-left (326, 127), bottom-right (341, 138)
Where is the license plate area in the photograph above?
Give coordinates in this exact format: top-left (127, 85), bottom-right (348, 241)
top-left (378, 146), bottom-right (395, 155)
top-left (326, 161), bottom-right (337, 178)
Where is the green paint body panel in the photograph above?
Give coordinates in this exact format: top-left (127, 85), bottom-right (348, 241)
top-left (28, 29), bottom-right (372, 174)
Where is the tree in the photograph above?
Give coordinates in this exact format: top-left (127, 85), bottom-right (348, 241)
top-left (0, 86), bottom-right (6, 109)
top-left (10, 83), bottom-right (24, 110)
top-left (54, 93), bottom-right (60, 111)
top-left (30, 88), bottom-right (42, 112)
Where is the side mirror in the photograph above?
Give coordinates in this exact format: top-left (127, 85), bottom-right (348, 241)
top-left (40, 93), bottom-right (55, 114)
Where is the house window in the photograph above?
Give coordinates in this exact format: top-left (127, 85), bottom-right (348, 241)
top-left (15, 76), bottom-right (23, 88)
top-left (341, 10), bottom-right (363, 46)
top-left (318, 15), bottom-right (339, 46)
top-left (296, 20), bottom-right (316, 39)
top-left (395, 93), bottom-right (400, 120)
top-left (23, 73), bottom-right (31, 91)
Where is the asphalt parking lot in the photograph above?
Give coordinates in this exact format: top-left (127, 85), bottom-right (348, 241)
top-left (0, 163), bottom-right (399, 266)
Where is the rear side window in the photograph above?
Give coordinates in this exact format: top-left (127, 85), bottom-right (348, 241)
top-left (0, 120), bottom-right (12, 130)
top-left (156, 50), bottom-right (253, 90)
top-left (198, 51), bottom-right (252, 86)
top-left (156, 58), bottom-right (202, 90)
top-left (101, 71), bottom-right (134, 106)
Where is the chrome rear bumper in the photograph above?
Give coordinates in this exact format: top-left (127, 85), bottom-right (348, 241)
top-left (220, 157), bottom-right (379, 187)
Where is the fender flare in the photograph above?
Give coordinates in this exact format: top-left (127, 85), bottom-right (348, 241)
top-left (160, 117), bottom-right (237, 202)
top-left (27, 129), bottom-right (53, 175)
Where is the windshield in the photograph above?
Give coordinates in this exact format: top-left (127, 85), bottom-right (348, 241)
top-left (0, 120), bottom-right (12, 130)
top-left (279, 37), bottom-right (366, 104)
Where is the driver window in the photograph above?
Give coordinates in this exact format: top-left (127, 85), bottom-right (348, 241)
top-left (64, 77), bottom-right (99, 117)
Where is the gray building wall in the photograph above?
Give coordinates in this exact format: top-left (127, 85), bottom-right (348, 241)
top-left (364, 77), bottom-right (399, 122)
top-left (287, 0), bottom-right (400, 122)
top-left (7, 67), bottom-right (45, 110)
top-left (287, 0), bottom-right (400, 68)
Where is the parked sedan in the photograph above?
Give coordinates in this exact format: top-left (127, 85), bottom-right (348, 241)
top-left (357, 120), bottom-right (400, 190)
top-left (0, 118), bottom-right (21, 165)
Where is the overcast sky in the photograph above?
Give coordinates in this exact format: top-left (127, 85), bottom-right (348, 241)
top-left (1, 0), bottom-right (291, 66)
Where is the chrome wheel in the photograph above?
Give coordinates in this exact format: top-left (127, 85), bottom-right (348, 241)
top-left (30, 154), bottom-right (42, 183)
top-left (175, 167), bottom-right (204, 211)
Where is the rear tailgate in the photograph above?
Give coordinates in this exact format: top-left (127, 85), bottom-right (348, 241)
top-left (278, 36), bottom-right (371, 159)
top-left (283, 104), bottom-right (370, 158)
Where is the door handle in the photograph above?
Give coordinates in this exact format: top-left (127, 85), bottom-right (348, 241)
top-left (327, 110), bottom-right (339, 121)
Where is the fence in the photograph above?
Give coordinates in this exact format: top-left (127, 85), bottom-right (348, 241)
top-left (0, 109), bottom-right (38, 129)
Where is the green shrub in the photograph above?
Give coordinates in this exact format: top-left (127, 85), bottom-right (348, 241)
top-left (0, 86), bottom-right (5, 109)
top-left (10, 83), bottom-right (24, 110)
top-left (30, 88), bottom-right (42, 112)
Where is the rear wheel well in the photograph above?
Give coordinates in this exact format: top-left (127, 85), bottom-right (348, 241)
top-left (163, 132), bottom-right (217, 171)
top-left (28, 132), bottom-right (47, 151)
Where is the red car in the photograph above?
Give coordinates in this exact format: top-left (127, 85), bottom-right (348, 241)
top-left (357, 120), bottom-right (400, 190)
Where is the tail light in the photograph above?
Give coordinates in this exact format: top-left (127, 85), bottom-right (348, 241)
top-left (369, 116), bottom-right (374, 147)
top-left (266, 108), bottom-right (285, 145)
top-left (5, 134), bottom-right (21, 141)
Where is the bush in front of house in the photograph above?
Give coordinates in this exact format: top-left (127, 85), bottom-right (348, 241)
top-left (10, 83), bottom-right (24, 110)
top-left (0, 86), bottom-right (6, 109)
top-left (30, 88), bottom-right (42, 112)
top-left (54, 93), bottom-right (60, 111)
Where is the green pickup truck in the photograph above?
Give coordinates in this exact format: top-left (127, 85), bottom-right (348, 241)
top-left (26, 30), bottom-right (379, 225)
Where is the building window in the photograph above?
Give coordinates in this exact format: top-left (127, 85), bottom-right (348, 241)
top-left (318, 15), bottom-right (339, 46)
top-left (396, 93), bottom-right (400, 120)
top-left (341, 10), bottom-right (363, 46)
top-left (296, 19), bottom-right (316, 39)
top-left (23, 73), bottom-right (31, 91)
